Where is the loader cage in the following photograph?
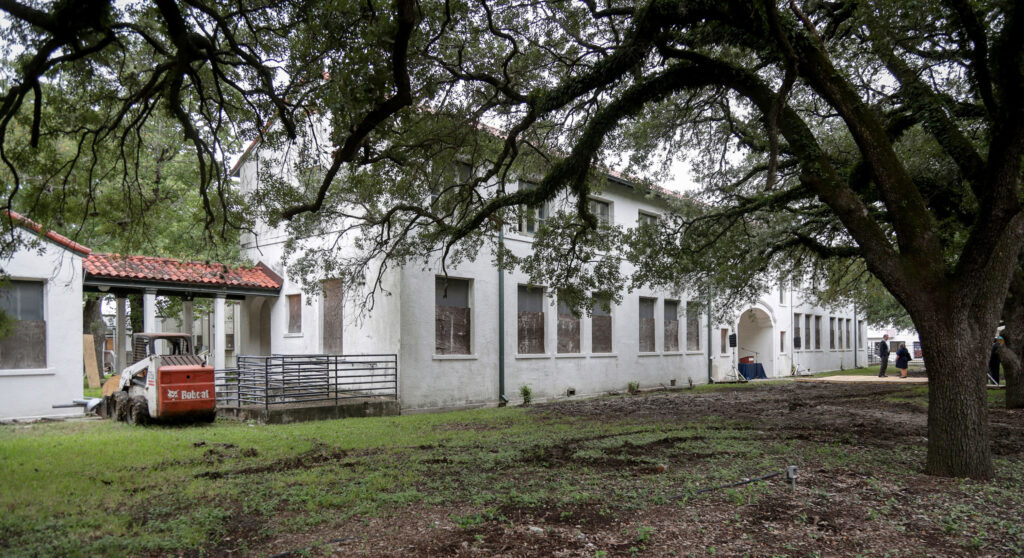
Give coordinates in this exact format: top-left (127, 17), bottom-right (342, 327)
top-left (215, 354), bottom-right (397, 411)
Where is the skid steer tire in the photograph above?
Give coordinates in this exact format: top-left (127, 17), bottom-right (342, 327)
top-left (128, 396), bottom-right (149, 426)
top-left (113, 391), bottom-right (130, 422)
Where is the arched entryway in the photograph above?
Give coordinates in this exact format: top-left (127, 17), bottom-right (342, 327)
top-left (246, 297), bottom-right (273, 356)
top-left (736, 307), bottom-right (775, 377)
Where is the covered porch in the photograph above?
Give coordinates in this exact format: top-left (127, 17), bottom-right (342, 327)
top-left (82, 253), bottom-right (282, 373)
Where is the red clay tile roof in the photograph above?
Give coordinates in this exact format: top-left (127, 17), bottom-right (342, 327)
top-left (85, 253), bottom-right (281, 291)
top-left (4, 210), bottom-right (92, 256)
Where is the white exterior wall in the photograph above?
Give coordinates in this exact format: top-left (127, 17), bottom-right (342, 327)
top-left (0, 229), bottom-right (85, 420)
top-left (236, 146), bottom-right (869, 412)
top-left (398, 183), bottom-right (713, 410)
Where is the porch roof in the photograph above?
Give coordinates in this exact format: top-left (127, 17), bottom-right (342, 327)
top-left (84, 253), bottom-right (282, 299)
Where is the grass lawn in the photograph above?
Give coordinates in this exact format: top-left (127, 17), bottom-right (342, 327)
top-left (2, 381), bottom-right (1022, 557)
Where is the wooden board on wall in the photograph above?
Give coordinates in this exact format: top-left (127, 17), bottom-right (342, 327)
top-left (83, 334), bottom-right (101, 389)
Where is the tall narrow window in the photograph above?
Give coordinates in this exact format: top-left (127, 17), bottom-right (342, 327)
top-left (433, 162), bottom-right (472, 206)
top-left (780, 331), bottom-right (787, 353)
top-left (686, 302), bottom-right (700, 351)
top-left (322, 279), bottom-right (343, 354)
top-left (639, 297), bottom-right (656, 352)
top-left (517, 181), bottom-right (547, 234)
top-left (846, 320), bottom-right (852, 349)
top-left (0, 280), bottom-right (45, 369)
top-left (435, 278), bottom-right (471, 355)
top-left (591, 295), bottom-right (613, 353)
top-left (664, 300), bottom-right (679, 352)
top-left (815, 316), bottom-right (822, 350)
top-left (588, 198), bottom-right (611, 226)
top-left (287, 294), bottom-right (302, 334)
top-left (779, 280), bottom-right (785, 304)
top-left (517, 285), bottom-right (545, 354)
top-left (721, 328), bottom-right (729, 355)
top-left (805, 315), bottom-right (812, 350)
top-left (794, 313), bottom-right (802, 350)
top-left (830, 317), bottom-right (836, 349)
top-left (557, 296), bottom-right (580, 353)
top-left (837, 318), bottom-right (843, 350)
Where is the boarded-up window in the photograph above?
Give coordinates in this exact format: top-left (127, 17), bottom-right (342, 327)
top-left (287, 294), bottom-right (302, 334)
top-left (436, 278), bottom-right (471, 355)
top-left (592, 296), bottom-right (612, 353)
top-left (720, 328), bottom-right (728, 354)
top-left (639, 298), bottom-right (656, 352)
top-left (830, 317), bottom-right (836, 349)
top-left (815, 316), bottom-right (822, 349)
top-left (517, 286), bottom-right (544, 354)
top-left (664, 300), bottom-right (679, 352)
top-left (322, 279), bottom-right (343, 354)
top-left (686, 302), bottom-right (700, 351)
top-left (517, 181), bottom-right (547, 234)
top-left (794, 313), bottom-right (801, 350)
top-left (557, 298), bottom-right (580, 353)
top-left (0, 280), bottom-right (45, 369)
top-left (589, 198), bottom-right (611, 226)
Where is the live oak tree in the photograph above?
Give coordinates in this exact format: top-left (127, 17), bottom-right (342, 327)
top-left (0, 0), bottom-right (1021, 478)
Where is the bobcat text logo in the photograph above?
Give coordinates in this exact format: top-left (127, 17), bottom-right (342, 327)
top-left (165, 389), bottom-right (210, 400)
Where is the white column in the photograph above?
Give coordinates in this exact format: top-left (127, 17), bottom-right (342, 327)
top-left (214, 294), bottom-right (226, 370)
top-left (238, 299), bottom-right (250, 359)
top-left (182, 299), bottom-right (194, 335)
top-left (115, 296), bottom-right (127, 372)
top-left (143, 289), bottom-right (157, 333)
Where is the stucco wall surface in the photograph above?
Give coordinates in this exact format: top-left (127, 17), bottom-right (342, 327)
top-left (0, 229), bottom-right (85, 420)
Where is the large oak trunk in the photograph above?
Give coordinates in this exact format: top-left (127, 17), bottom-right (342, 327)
top-left (917, 318), bottom-right (993, 479)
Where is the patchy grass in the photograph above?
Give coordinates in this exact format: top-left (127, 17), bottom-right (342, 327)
top-left (2, 381), bottom-right (1022, 557)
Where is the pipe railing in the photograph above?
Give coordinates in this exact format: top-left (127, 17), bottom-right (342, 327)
top-left (215, 354), bottom-right (398, 410)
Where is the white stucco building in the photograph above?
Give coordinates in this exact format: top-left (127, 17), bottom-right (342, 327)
top-left (231, 153), bottom-right (869, 412)
top-left (0, 213), bottom-right (89, 421)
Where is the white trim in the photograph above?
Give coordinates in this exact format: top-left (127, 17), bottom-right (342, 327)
top-left (433, 354), bottom-right (478, 360)
top-left (0, 368), bottom-right (55, 377)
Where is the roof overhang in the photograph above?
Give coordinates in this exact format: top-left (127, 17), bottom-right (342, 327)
top-left (82, 276), bottom-right (278, 299)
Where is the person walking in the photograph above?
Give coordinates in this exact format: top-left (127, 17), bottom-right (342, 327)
top-left (895, 342), bottom-right (912, 378)
top-left (877, 334), bottom-right (891, 377)
top-left (989, 336), bottom-right (1004, 385)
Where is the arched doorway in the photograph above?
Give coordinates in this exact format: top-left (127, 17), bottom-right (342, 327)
top-left (737, 307), bottom-right (774, 377)
top-left (246, 297), bottom-right (272, 356)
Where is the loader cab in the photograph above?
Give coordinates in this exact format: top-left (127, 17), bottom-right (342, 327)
top-left (132, 333), bottom-right (195, 364)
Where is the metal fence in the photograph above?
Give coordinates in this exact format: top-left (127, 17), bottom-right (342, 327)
top-left (215, 354), bottom-right (397, 410)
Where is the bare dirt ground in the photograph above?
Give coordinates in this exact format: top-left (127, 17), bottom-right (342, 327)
top-left (253, 382), bottom-right (1024, 558)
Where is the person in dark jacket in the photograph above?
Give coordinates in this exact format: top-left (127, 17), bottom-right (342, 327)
top-left (877, 334), bottom-right (891, 377)
top-left (989, 336), bottom-right (1004, 384)
top-left (895, 342), bottom-right (912, 378)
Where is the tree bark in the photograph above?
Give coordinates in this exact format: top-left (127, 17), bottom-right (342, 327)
top-left (916, 309), bottom-right (994, 479)
top-left (82, 295), bottom-right (106, 375)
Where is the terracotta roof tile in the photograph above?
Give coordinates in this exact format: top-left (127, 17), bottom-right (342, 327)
top-left (84, 253), bottom-right (281, 291)
top-left (4, 210), bottom-right (92, 256)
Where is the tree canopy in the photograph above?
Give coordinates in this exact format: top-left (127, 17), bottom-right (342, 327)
top-left (1, 0), bottom-right (1022, 478)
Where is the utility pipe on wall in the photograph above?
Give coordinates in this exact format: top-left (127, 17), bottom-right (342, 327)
top-left (497, 224), bottom-right (507, 405)
top-left (706, 298), bottom-right (713, 384)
